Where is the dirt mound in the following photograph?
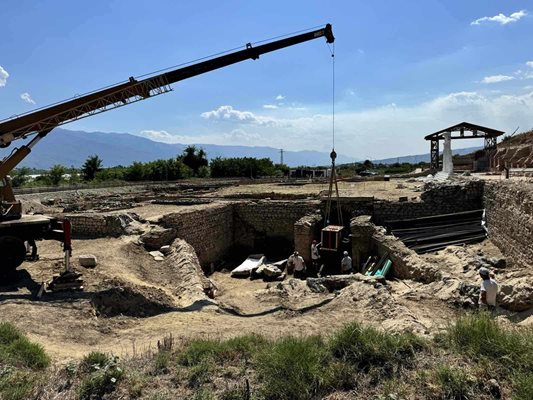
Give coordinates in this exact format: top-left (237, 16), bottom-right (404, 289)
top-left (164, 239), bottom-right (217, 307)
top-left (323, 280), bottom-right (433, 334)
top-left (91, 278), bottom-right (176, 317)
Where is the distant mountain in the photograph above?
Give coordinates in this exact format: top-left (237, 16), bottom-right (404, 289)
top-left (1, 128), bottom-right (354, 169)
top-left (370, 146), bottom-right (483, 165)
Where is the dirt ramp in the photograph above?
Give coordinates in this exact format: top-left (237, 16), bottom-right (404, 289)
top-left (92, 278), bottom-right (176, 317)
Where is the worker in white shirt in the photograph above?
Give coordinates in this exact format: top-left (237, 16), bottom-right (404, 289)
top-left (311, 240), bottom-right (321, 275)
top-left (340, 251), bottom-right (353, 274)
top-left (287, 251), bottom-right (306, 279)
top-left (478, 267), bottom-right (498, 311)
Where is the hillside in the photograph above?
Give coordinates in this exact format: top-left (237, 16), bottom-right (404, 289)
top-left (371, 146), bottom-right (482, 164)
top-left (0, 128), bottom-right (354, 169)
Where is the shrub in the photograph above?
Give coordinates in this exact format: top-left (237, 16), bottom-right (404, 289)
top-left (78, 354), bottom-right (123, 400)
top-left (254, 336), bottom-right (329, 400)
top-left (329, 322), bottom-right (424, 375)
top-left (80, 351), bottom-right (110, 373)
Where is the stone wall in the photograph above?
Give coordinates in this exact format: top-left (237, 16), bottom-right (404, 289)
top-left (350, 215), bottom-right (440, 283)
top-left (66, 213), bottom-right (133, 238)
top-left (294, 212), bottom-right (323, 264)
top-left (160, 204), bottom-right (234, 267)
top-left (373, 180), bottom-right (485, 224)
top-left (484, 181), bottom-right (533, 267)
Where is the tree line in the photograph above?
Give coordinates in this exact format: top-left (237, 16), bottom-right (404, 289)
top-left (11, 146), bottom-right (289, 187)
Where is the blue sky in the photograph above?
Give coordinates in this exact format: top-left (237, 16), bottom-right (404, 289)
top-left (1, 0), bottom-right (533, 160)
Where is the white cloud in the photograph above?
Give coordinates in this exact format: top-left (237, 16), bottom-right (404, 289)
top-left (200, 105), bottom-right (280, 126)
top-left (527, 61), bottom-right (533, 68)
top-left (0, 65), bottom-right (9, 87)
top-left (143, 90), bottom-right (533, 159)
top-left (139, 129), bottom-right (222, 144)
top-left (275, 94), bottom-right (285, 100)
top-left (139, 129), bottom-right (175, 142)
top-left (263, 104), bottom-right (278, 109)
top-left (20, 92), bottom-right (36, 104)
top-left (223, 128), bottom-right (260, 142)
top-left (471, 10), bottom-right (527, 25)
top-left (482, 75), bottom-right (515, 84)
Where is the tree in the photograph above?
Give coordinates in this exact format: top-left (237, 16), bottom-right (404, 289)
top-left (81, 155), bottom-right (103, 181)
top-left (179, 146), bottom-right (208, 175)
top-left (363, 159), bottom-right (373, 169)
top-left (48, 164), bottom-right (65, 186)
top-left (10, 167), bottom-right (31, 188)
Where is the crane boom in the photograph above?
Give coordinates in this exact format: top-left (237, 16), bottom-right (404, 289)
top-left (0, 23), bottom-right (334, 276)
top-left (0, 24), bottom-right (334, 147)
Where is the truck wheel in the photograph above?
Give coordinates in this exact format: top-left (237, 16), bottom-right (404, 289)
top-left (0, 236), bottom-right (26, 271)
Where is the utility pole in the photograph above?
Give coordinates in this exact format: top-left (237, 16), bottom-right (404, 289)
top-left (280, 148), bottom-right (284, 165)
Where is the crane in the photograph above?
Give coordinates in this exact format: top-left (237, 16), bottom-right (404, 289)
top-left (0, 24), bottom-right (335, 277)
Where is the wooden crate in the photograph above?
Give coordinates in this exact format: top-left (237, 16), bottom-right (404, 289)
top-left (321, 225), bottom-right (344, 251)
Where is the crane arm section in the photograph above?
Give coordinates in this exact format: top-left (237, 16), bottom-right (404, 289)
top-left (0, 24), bottom-right (334, 147)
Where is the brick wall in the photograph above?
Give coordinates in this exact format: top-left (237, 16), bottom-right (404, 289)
top-left (160, 204), bottom-right (234, 266)
top-left (484, 181), bottom-right (533, 267)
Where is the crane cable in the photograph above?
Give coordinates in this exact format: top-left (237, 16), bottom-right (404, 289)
top-left (324, 42), bottom-right (343, 228)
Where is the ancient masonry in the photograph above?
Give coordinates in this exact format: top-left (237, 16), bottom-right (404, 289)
top-left (63, 180), bottom-right (533, 270)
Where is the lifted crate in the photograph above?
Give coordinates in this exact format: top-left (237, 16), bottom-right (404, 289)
top-left (321, 225), bottom-right (344, 251)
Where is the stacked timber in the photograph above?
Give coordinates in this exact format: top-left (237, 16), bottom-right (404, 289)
top-left (386, 209), bottom-right (486, 254)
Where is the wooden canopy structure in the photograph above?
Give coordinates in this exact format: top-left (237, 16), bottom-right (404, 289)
top-left (424, 122), bottom-right (504, 170)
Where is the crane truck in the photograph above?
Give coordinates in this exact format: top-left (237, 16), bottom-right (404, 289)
top-left (0, 24), bottom-right (335, 281)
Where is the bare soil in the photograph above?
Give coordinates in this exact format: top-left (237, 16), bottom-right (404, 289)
top-left (2, 178), bottom-right (529, 363)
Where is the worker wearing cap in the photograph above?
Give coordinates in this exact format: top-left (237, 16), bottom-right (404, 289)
top-left (311, 240), bottom-right (321, 275)
top-left (478, 267), bottom-right (498, 311)
top-left (340, 251), bottom-right (353, 274)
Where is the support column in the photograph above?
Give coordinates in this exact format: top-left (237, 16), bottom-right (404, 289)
top-left (430, 139), bottom-right (440, 170)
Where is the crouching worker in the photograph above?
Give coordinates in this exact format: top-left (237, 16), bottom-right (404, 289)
top-left (340, 251), bottom-right (353, 275)
top-left (478, 267), bottom-right (498, 313)
top-left (288, 251), bottom-right (306, 279)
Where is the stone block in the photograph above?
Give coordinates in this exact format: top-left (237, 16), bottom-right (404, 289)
top-left (79, 254), bottom-right (98, 268)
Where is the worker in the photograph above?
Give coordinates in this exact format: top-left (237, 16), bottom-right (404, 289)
top-left (311, 240), bottom-right (321, 274)
top-left (340, 251), bottom-right (353, 274)
top-left (287, 251), bottom-right (306, 279)
top-left (478, 267), bottom-right (498, 311)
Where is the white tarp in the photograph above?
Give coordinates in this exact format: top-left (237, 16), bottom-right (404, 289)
top-left (231, 254), bottom-right (265, 277)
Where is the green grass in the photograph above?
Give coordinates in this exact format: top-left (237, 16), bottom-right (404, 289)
top-left (329, 321), bottom-right (425, 375)
top-left (513, 373), bottom-right (533, 400)
top-left (0, 322), bottom-right (50, 370)
top-left (254, 336), bottom-right (329, 400)
top-left (154, 350), bottom-right (171, 374)
top-left (440, 313), bottom-right (533, 371)
top-left (434, 366), bottom-right (476, 399)
top-left (0, 370), bottom-right (38, 400)
top-left (178, 334), bottom-right (267, 367)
